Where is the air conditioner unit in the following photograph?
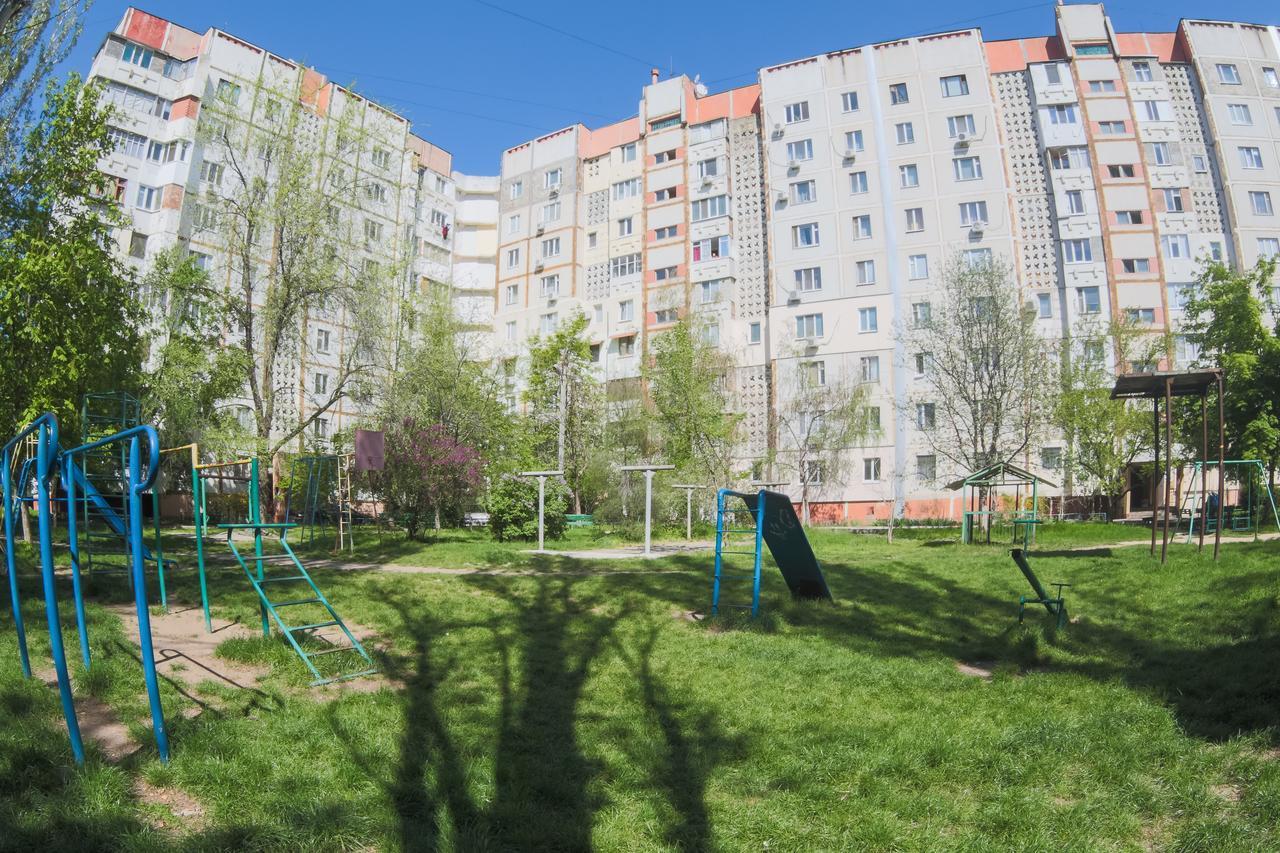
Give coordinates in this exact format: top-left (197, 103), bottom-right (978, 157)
top-left (954, 131), bottom-right (970, 144)
top-left (701, 176), bottom-right (713, 188)
top-left (787, 291), bottom-right (801, 306)
top-left (534, 261), bottom-right (544, 272)
top-left (787, 158), bottom-right (800, 170)
top-left (547, 296), bottom-right (558, 305)
top-left (842, 149), bottom-right (858, 160)
top-left (969, 221), bottom-right (986, 235)
top-left (774, 190), bottom-right (787, 204)
top-left (536, 224), bottom-right (545, 235)
top-left (772, 121), bottom-right (783, 135)
top-left (549, 187), bottom-right (560, 198)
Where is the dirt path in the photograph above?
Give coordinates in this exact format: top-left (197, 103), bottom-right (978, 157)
top-left (1065, 531), bottom-right (1280, 551)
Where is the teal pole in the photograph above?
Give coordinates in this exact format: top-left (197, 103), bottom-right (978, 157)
top-left (128, 433), bottom-right (170, 763)
top-left (151, 486), bottom-right (167, 612)
top-left (2, 442), bottom-right (32, 678)
top-left (194, 466), bottom-right (211, 632)
top-left (251, 458), bottom-right (268, 637)
top-left (61, 456), bottom-right (91, 670)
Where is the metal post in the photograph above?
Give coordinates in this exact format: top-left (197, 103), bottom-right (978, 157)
top-left (193, 447), bottom-right (211, 632)
top-left (62, 456), bottom-right (90, 670)
top-left (751, 489), bottom-right (765, 619)
top-left (643, 469), bottom-right (654, 555)
top-left (1161, 376), bottom-right (1173, 563)
top-left (129, 435), bottom-right (170, 763)
top-left (1151, 397), bottom-right (1159, 557)
top-left (1199, 394), bottom-right (1208, 551)
top-left (1214, 372), bottom-right (1225, 560)
top-left (537, 475), bottom-right (546, 552)
top-left (686, 488), bottom-right (692, 540)
top-left (251, 457), bottom-right (268, 636)
top-left (1, 447), bottom-right (31, 677)
top-left (151, 479), bottom-right (167, 612)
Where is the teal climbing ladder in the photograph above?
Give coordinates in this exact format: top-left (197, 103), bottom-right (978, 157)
top-left (712, 489), bottom-right (766, 617)
top-left (219, 521), bottom-right (375, 686)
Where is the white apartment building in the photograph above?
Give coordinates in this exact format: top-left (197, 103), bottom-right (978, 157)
top-left (450, 172), bottom-right (500, 347)
top-left (89, 8), bottom-right (463, 446)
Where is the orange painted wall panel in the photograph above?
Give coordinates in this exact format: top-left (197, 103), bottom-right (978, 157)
top-left (123, 9), bottom-right (169, 51)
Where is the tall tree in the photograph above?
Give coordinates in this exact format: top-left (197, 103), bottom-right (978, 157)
top-left (644, 317), bottom-right (740, 487)
top-left (903, 254), bottom-right (1050, 475)
top-left (0, 75), bottom-right (140, 438)
top-left (523, 312), bottom-right (602, 513)
top-left (1178, 258), bottom-right (1280, 493)
top-left (190, 74), bottom-right (405, 509)
top-left (0, 0), bottom-right (90, 157)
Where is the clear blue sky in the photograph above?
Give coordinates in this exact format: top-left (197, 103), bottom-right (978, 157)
top-left (57, 0), bottom-right (1279, 173)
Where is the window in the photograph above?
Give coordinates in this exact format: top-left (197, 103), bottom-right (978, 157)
top-left (953, 156), bottom-right (982, 181)
top-left (691, 195), bottom-right (728, 221)
top-left (963, 248), bottom-right (992, 268)
top-left (914, 352), bottom-right (931, 377)
top-left (802, 460), bottom-right (823, 485)
top-left (1210, 241), bottom-right (1223, 261)
top-left (1065, 190), bottom-right (1085, 215)
top-left (191, 203), bottom-right (217, 231)
top-left (784, 101), bottom-right (810, 123)
top-left (691, 236), bottom-right (729, 262)
top-left (1076, 286), bottom-right (1101, 314)
top-left (1125, 308), bottom-right (1156, 324)
top-left (1063, 238), bottom-right (1093, 264)
top-left (749, 322), bottom-right (762, 344)
top-left (1257, 238), bottom-right (1280, 259)
top-left (1107, 164), bottom-right (1136, 178)
top-left (786, 139), bottom-right (814, 162)
top-left (959, 201), bottom-right (988, 226)
top-left (215, 79), bottom-right (241, 104)
top-left (1133, 61), bottom-right (1152, 82)
top-left (895, 122), bottom-right (915, 145)
top-left (371, 147), bottom-right (390, 169)
top-left (1251, 191), bottom-right (1274, 216)
top-left (364, 219), bottom-right (383, 242)
top-left (858, 307), bottom-right (878, 333)
top-left (1122, 258), bottom-right (1151, 273)
top-left (654, 225), bottom-right (678, 240)
top-left (1163, 189), bottom-right (1184, 213)
top-left (863, 458), bottom-right (882, 482)
top-left (791, 180), bottom-right (817, 204)
top-left (1192, 154), bottom-right (1209, 173)
top-left (1216, 63), bottom-right (1241, 84)
top-left (1227, 103), bottom-right (1253, 125)
top-left (653, 149), bottom-right (678, 164)
top-left (506, 249), bottom-right (522, 272)
top-left (841, 91), bottom-right (859, 112)
top-left (795, 267), bottom-right (822, 292)
top-left (540, 201), bottom-right (561, 223)
top-left (1037, 293), bottom-right (1052, 318)
top-left (618, 299), bottom-right (634, 322)
top-left (1117, 210), bottom-right (1144, 224)
top-left (793, 222), bottom-right (820, 248)
top-left (1043, 62), bottom-right (1063, 85)
top-left (504, 284), bottom-right (518, 306)
top-left (610, 253), bottom-right (641, 278)
top-left (1240, 147), bottom-right (1264, 169)
top-left (539, 275), bottom-right (560, 299)
top-left (654, 186), bottom-right (678, 201)
top-left (796, 361), bottom-right (826, 389)
top-left (702, 323), bottom-right (720, 347)
top-left (1162, 234), bottom-right (1190, 259)
top-left (1099, 120), bottom-right (1126, 135)
top-left (621, 142), bottom-right (637, 162)
top-left (1047, 104), bottom-right (1078, 125)
top-left (697, 157), bottom-right (719, 179)
top-left (314, 418), bottom-right (329, 440)
top-left (856, 259), bottom-right (876, 284)
top-left (911, 301), bottom-right (931, 326)
top-left (315, 328), bottom-right (331, 353)
top-left (850, 171), bottom-right (869, 194)
top-left (134, 184), bottom-right (160, 211)
top-left (654, 308), bottom-right (679, 325)
top-left (852, 215), bottom-right (872, 239)
top-left (364, 181), bottom-right (388, 203)
top-left (916, 455), bottom-right (936, 481)
top-left (889, 82), bottom-right (908, 105)
top-left (898, 164), bottom-right (919, 188)
top-left (507, 214), bottom-right (521, 235)
top-left (941, 74), bottom-right (969, 97)
top-left (540, 313), bottom-right (557, 335)
top-left (509, 180), bottom-right (523, 200)
top-left (199, 160), bottom-right (224, 185)
top-left (542, 237), bottom-right (561, 257)
top-left (617, 216), bottom-right (634, 237)
top-left (844, 130), bottom-right (865, 153)
top-left (948, 114), bottom-right (976, 138)
top-left (502, 321), bottom-right (516, 342)
top-left (905, 208), bottom-right (924, 232)
top-left (544, 168), bottom-right (562, 189)
top-left (613, 178), bottom-right (640, 200)
top-left (654, 266), bottom-right (678, 281)
top-left (107, 126), bottom-right (147, 158)
top-left (313, 372), bottom-right (329, 395)
top-left (1089, 80), bottom-right (1117, 93)
top-left (916, 403), bottom-right (936, 430)
top-left (860, 356), bottom-right (880, 382)
top-left (1151, 142), bottom-right (1171, 166)
top-left (588, 231), bottom-right (598, 248)
top-left (1265, 68), bottom-right (1280, 88)
top-left (1139, 100), bottom-right (1171, 121)
top-left (700, 280), bottom-right (724, 303)
top-left (121, 42), bottom-right (153, 68)
top-left (1039, 447), bottom-right (1063, 471)
top-left (128, 232), bottom-right (147, 259)
top-left (908, 254), bottom-right (929, 280)
top-left (1049, 146), bottom-right (1090, 170)
top-left (796, 313), bottom-right (823, 339)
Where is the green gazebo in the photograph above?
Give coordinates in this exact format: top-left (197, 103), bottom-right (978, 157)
top-left (946, 462), bottom-right (1057, 546)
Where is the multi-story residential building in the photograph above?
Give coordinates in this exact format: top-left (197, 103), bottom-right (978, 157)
top-left (450, 172), bottom-right (500, 350)
top-left (89, 8), bottom-right (464, 446)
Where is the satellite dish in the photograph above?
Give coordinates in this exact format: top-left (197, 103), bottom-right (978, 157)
top-left (693, 74), bottom-right (708, 97)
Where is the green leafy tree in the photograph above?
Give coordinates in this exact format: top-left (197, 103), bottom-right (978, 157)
top-left (0, 0), bottom-right (91, 156)
top-left (1178, 258), bottom-right (1280, 501)
top-left (488, 472), bottom-right (568, 542)
top-left (0, 75), bottom-right (140, 438)
top-left (138, 246), bottom-right (250, 450)
top-left (644, 317), bottom-right (741, 487)
top-left (523, 312), bottom-right (602, 513)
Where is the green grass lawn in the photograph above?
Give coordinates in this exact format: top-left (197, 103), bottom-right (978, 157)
top-left (1, 525), bottom-right (1278, 850)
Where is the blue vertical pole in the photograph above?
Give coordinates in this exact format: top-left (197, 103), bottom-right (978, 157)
top-left (751, 490), bottom-right (765, 619)
top-left (711, 489), bottom-right (726, 616)
top-left (251, 458), bottom-right (268, 637)
top-left (62, 456), bottom-right (91, 670)
top-left (193, 466), bottom-right (211, 632)
top-left (128, 435), bottom-right (169, 763)
top-left (2, 447), bottom-right (31, 678)
top-left (37, 419), bottom-right (85, 764)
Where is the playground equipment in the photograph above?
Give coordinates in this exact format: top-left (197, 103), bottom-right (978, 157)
top-left (947, 463), bottom-right (1055, 547)
top-left (519, 470), bottom-right (562, 553)
top-left (619, 463), bottom-right (675, 555)
top-left (285, 454), bottom-right (341, 548)
top-left (1181, 459), bottom-right (1279, 541)
top-left (3, 413), bottom-right (170, 764)
top-left (1009, 549), bottom-right (1069, 629)
top-left (711, 488), bottom-right (832, 618)
top-left (671, 484), bottom-right (708, 540)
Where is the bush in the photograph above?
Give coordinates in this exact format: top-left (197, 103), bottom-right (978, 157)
top-left (487, 474), bottom-right (568, 542)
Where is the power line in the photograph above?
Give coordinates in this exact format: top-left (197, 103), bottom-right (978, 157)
top-left (468, 0), bottom-right (661, 69)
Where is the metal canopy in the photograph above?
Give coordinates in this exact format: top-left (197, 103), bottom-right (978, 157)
top-left (1110, 368), bottom-right (1222, 400)
top-left (944, 461), bottom-right (1058, 492)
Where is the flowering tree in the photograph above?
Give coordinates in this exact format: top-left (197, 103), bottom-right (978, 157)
top-left (380, 418), bottom-right (484, 538)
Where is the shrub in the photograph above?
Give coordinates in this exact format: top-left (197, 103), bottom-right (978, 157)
top-left (488, 474), bottom-right (568, 542)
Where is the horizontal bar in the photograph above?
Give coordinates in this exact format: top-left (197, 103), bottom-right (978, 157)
top-left (158, 443), bottom-right (197, 455)
top-left (218, 522), bottom-right (298, 530)
top-left (259, 574), bottom-right (309, 584)
top-left (304, 645), bottom-right (360, 658)
top-left (287, 620), bottom-right (340, 633)
top-left (312, 668), bottom-right (377, 686)
top-left (272, 597), bottom-right (322, 608)
top-left (195, 458), bottom-right (253, 471)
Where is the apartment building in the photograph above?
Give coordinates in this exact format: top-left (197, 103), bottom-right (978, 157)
top-left (450, 172), bottom-right (501, 345)
top-left (89, 8), bottom-right (460, 445)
